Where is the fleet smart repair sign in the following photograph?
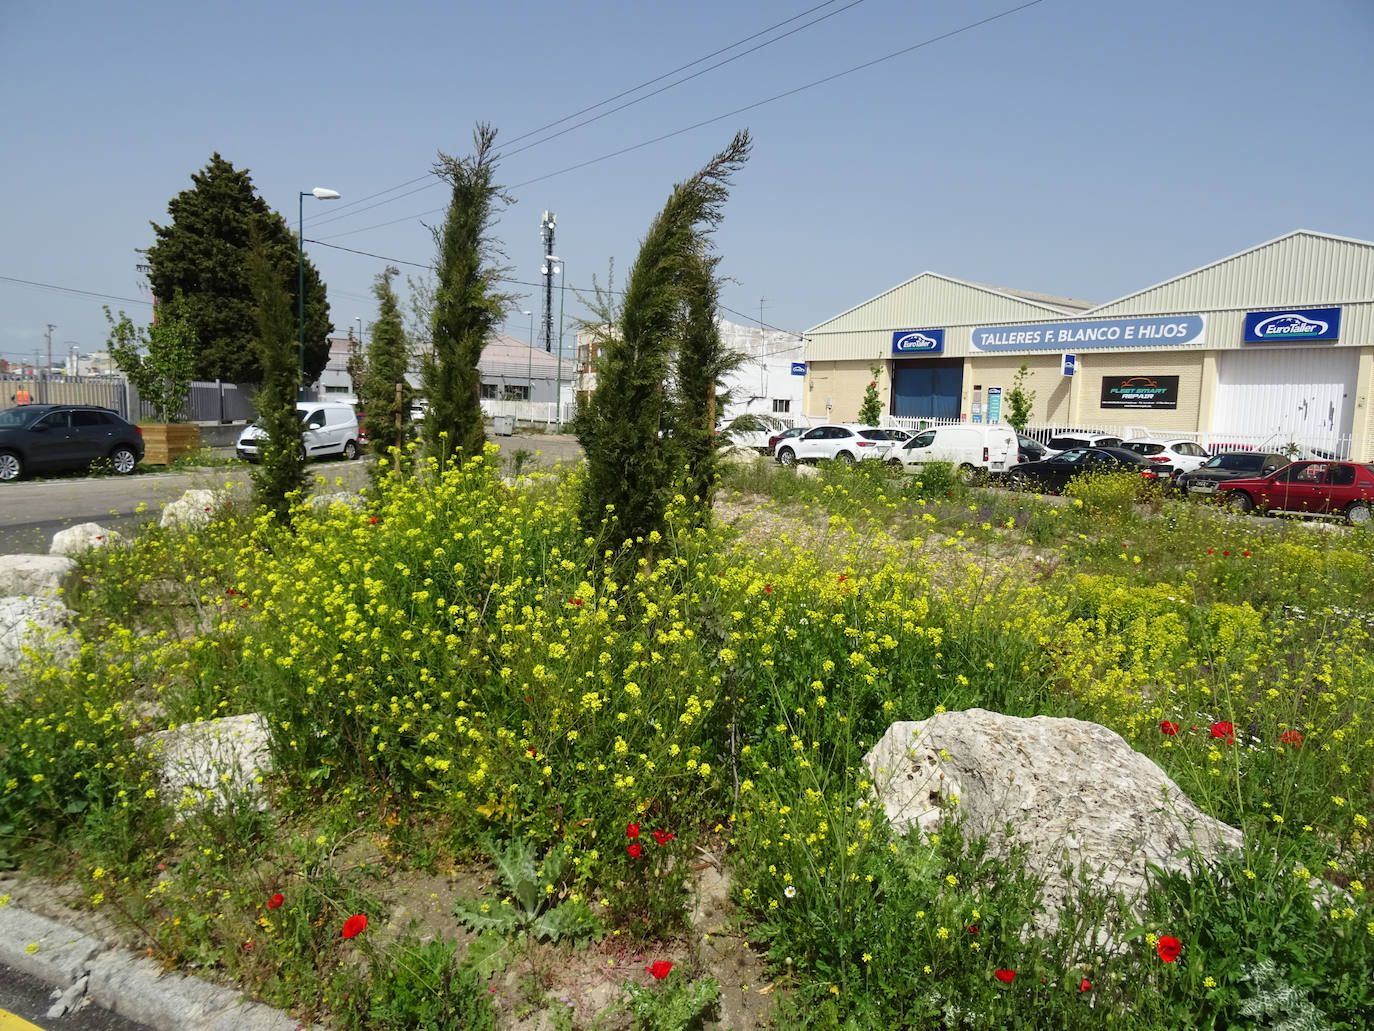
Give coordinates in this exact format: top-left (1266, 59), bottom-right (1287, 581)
top-left (1100, 375), bottom-right (1180, 409)
top-left (970, 315), bottom-right (1206, 351)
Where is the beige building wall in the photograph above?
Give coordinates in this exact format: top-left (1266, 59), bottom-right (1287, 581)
top-left (1353, 346), bottom-right (1374, 462)
top-left (804, 360), bottom-right (879, 421)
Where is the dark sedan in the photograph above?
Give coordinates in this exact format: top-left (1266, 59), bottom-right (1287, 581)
top-left (0, 404), bottom-right (144, 482)
top-left (1175, 451), bottom-right (1289, 496)
top-left (1005, 446), bottom-right (1172, 493)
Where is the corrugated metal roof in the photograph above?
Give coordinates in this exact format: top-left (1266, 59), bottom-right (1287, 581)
top-left (806, 272), bottom-right (1080, 339)
top-left (962, 281), bottom-right (1095, 312)
top-left (1085, 230), bottom-right (1374, 316)
top-left (479, 334), bottom-right (570, 380)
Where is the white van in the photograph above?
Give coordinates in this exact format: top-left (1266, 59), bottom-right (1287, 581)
top-left (236, 401), bottom-right (361, 463)
top-left (892, 424), bottom-right (1018, 482)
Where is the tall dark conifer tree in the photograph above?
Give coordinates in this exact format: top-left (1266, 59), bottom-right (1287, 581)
top-left (421, 125), bottom-right (509, 462)
top-left (577, 131), bottom-right (751, 547)
top-left (247, 235), bottom-right (305, 520)
top-left (360, 265), bottom-right (414, 471)
top-left (147, 154), bottom-right (332, 384)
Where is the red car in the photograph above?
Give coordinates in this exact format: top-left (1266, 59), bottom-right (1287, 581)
top-left (1217, 460), bottom-right (1374, 525)
top-left (766, 427), bottom-right (806, 456)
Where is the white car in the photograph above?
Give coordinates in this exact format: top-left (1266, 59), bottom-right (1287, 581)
top-left (774, 425), bottom-right (895, 466)
top-left (1043, 432), bottom-right (1122, 458)
top-left (1120, 438), bottom-right (1211, 474)
top-left (237, 401), bottom-right (362, 463)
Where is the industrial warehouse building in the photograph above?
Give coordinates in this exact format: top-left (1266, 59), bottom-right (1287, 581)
top-left (802, 230), bottom-right (1374, 459)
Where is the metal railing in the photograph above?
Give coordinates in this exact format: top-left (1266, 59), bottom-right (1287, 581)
top-left (1, 374), bottom-right (258, 424)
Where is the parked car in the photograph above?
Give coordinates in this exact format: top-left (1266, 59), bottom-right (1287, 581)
top-left (237, 402), bottom-right (362, 463)
top-left (1043, 432), bottom-right (1123, 457)
top-left (0, 404), bottom-right (144, 482)
top-left (1016, 435), bottom-right (1048, 463)
top-left (865, 427), bottom-right (912, 444)
top-left (766, 427), bottom-right (807, 456)
top-left (891, 424), bottom-right (1018, 482)
top-left (1004, 446), bottom-right (1172, 493)
top-left (1175, 451), bottom-right (1290, 496)
top-left (1216, 460), bottom-right (1374, 525)
top-left (1120, 438), bottom-right (1212, 475)
top-left (774, 424), bottom-right (896, 466)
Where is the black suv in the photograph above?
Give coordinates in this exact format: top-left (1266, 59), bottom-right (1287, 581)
top-left (0, 404), bottom-right (145, 482)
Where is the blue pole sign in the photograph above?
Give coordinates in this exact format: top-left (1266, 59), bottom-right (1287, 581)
top-left (790, 362), bottom-right (807, 375)
top-left (986, 386), bottom-right (1002, 423)
top-left (892, 328), bottom-right (944, 355)
top-left (971, 315), bottom-right (1205, 351)
top-left (1243, 307), bottom-right (1341, 343)
top-left (1061, 353), bottom-right (1077, 377)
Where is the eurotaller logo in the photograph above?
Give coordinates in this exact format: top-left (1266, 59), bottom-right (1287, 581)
top-left (892, 329), bottom-right (944, 354)
top-left (1244, 307), bottom-right (1341, 344)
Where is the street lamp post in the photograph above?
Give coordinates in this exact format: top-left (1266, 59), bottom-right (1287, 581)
top-left (298, 187), bottom-right (341, 400)
top-left (546, 256), bottom-right (567, 428)
top-left (521, 310), bottom-right (534, 407)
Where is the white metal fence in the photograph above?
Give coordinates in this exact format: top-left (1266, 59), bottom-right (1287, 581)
top-left (479, 397), bottom-right (578, 430)
top-left (2, 374), bottom-right (258, 424)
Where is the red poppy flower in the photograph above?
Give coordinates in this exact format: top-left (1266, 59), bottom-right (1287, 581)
top-left (838, 574), bottom-right (847, 583)
top-left (342, 914), bottom-right (368, 939)
top-left (764, 584), bottom-right (772, 594)
top-left (646, 960), bottom-right (673, 980)
top-left (626, 822), bottom-right (640, 838)
top-left (571, 597), bottom-right (582, 606)
top-left (1159, 720), bottom-right (1179, 736)
top-left (242, 939), bottom-right (253, 950)
top-left (1222, 550), bottom-right (1230, 557)
top-left (1209, 722), bottom-right (1235, 744)
top-left (966, 925), bottom-right (979, 934)
top-left (1279, 730), bottom-right (1303, 748)
top-left (369, 516), bottom-right (379, 525)
top-left (1242, 550), bottom-right (1252, 557)
top-left (1207, 548), bottom-right (1214, 554)
top-left (1156, 935), bottom-right (1182, 963)
top-left (627, 842), bottom-right (642, 858)
top-left (267, 893), bottom-right (284, 909)
top-left (1080, 978), bottom-right (1091, 992)
top-left (993, 969), bottom-right (1016, 983)
top-left (651, 829), bottom-right (674, 846)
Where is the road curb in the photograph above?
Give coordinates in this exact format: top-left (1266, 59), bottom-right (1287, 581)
top-left (0, 904), bottom-right (311, 1030)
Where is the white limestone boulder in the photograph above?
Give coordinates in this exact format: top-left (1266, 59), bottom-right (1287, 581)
top-left (140, 713), bottom-right (274, 813)
top-left (308, 491), bottom-right (366, 513)
top-left (50, 522), bottom-right (121, 556)
top-left (159, 489), bottom-right (226, 530)
top-left (0, 596), bottom-right (75, 675)
top-left (0, 554), bottom-right (79, 598)
top-left (863, 708), bottom-right (1243, 927)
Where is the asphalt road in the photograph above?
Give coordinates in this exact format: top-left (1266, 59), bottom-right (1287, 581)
top-left (0, 962), bottom-right (153, 1031)
top-left (0, 433), bottom-right (582, 556)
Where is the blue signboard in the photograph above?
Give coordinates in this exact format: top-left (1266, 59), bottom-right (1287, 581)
top-left (1243, 307), bottom-right (1341, 343)
top-left (790, 362), bottom-right (807, 375)
top-left (892, 328), bottom-right (945, 355)
top-left (1061, 353), bottom-right (1077, 377)
top-left (986, 386), bottom-right (1002, 423)
top-left (970, 315), bottom-right (1205, 351)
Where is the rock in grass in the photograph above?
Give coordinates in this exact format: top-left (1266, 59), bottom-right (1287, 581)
top-left (0, 554), bottom-right (79, 597)
top-left (159, 489), bottom-right (226, 530)
top-left (0, 595), bottom-right (74, 674)
top-left (50, 522), bottom-right (121, 556)
top-left (863, 708), bottom-right (1242, 929)
top-left (140, 713), bottom-right (274, 813)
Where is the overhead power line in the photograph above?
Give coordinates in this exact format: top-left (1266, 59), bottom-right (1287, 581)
top-left (308, 0), bottom-right (865, 232)
top-left (317, 0), bottom-right (1046, 242)
top-left (0, 274), bottom-right (152, 306)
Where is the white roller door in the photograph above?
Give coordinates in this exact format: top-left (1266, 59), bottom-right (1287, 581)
top-left (1213, 348), bottom-right (1357, 449)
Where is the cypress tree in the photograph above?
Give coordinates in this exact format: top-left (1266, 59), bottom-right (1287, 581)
top-left (577, 130), bottom-right (751, 547)
top-left (421, 125), bottom-right (510, 463)
top-left (247, 234), bottom-right (305, 521)
top-left (360, 265), bottom-right (414, 471)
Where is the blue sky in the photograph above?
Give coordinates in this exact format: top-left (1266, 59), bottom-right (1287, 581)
top-left (2, 0), bottom-right (1371, 369)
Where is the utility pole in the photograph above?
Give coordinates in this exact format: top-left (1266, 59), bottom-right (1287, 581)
top-left (540, 212), bottom-right (557, 353)
top-left (44, 324), bottom-right (55, 402)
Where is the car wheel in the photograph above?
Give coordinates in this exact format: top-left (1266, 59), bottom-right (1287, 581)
top-left (835, 451), bottom-right (855, 466)
top-left (1226, 491), bottom-right (1254, 514)
top-left (957, 463), bottom-right (977, 486)
top-left (1347, 501), bottom-right (1371, 526)
top-left (1007, 468), bottom-right (1029, 491)
top-left (109, 445), bottom-right (137, 475)
top-left (887, 457), bottom-right (903, 469)
top-left (777, 447), bottom-right (796, 467)
top-left (343, 439), bottom-right (359, 460)
top-left (0, 450), bottom-right (22, 482)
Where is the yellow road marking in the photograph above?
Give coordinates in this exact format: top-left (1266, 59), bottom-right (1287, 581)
top-left (0, 1009), bottom-right (45, 1031)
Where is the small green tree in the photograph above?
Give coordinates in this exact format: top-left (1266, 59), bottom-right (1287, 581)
top-left (102, 296), bottom-right (196, 422)
top-left (857, 365), bottom-right (883, 425)
top-left (247, 235), bottom-right (304, 521)
top-left (1006, 363), bottom-right (1036, 432)
top-left (422, 124), bottom-right (511, 463)
top-left (360, 265), bottom-right (413, 473)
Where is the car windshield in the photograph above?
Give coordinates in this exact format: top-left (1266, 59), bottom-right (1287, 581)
top-left (1206, 454), bottom-right (1263, 472)
top-left (1124, 442), bottom-right (1165, 456)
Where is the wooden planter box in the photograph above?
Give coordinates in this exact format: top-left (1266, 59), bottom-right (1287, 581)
top-left (139, 422), bottom-right (201, 465)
